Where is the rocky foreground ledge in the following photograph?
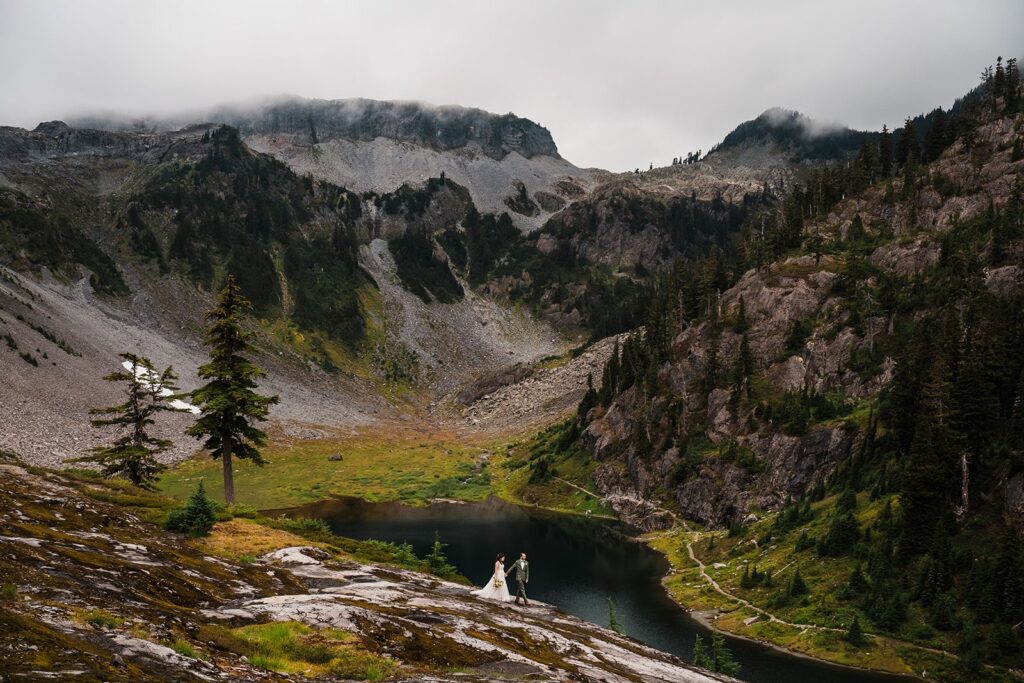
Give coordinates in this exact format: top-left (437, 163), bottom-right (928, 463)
top-left (0, 453), bottom-right (730, 682)
top-left (209, 546), bottom-right (724, 683)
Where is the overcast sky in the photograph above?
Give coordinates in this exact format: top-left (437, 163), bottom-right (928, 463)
top-left (1, 0), bottom-right (1021, 171)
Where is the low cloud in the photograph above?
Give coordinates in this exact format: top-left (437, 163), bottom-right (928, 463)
top-left (1, 0), bottom-right (1021, 171)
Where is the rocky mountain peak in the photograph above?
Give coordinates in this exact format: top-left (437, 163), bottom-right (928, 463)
top-left (709, 106), bottom-right (871, 162)
top-left (72, 97), bottom-right (562, 161)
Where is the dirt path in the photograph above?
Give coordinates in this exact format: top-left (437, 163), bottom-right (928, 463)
top-left (648, 526), bottom-right (990, 672)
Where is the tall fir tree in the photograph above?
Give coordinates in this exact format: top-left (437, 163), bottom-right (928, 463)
top-left (710, 630), bottom-right (742, 676)
top-left (879, 124), bottom-right (893, 178)
top-left (70, 352), bottom-right (184, 489)
top-left (187, 276), bottom-right (279, 503)
top-left (692, 634), bottom-right (710, 669)
top-left (899, 354), bottom-right (958, 559)
top-left (896, 117), bottom-right (920, 169)
top-left (607, 597), bottom-right (624, 634)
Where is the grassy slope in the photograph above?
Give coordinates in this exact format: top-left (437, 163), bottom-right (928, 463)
top-left (156, 420), bottom-right (1017, 681)
top-left (159, 429), bottom-right (494, 509)
top-left (644, 495), bottom-right (1017, 683)
top-left (0, 452), bottom-right (474, 680)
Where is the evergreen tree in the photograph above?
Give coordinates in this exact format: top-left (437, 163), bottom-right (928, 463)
top-left (702, 324), bottom-right (721, 394)
top-left (990, 533), bottom-right (1024, 624)
top-left (187, 277), bottom-right (279, 503)
top-left (818, 511), bottom-right (859, 557)
top-left (710, 630), bottom-right (742, 676)
top-left (923, 108), bottom-right (949, 163)
top-left (577, 374), bottom-right (598, 424)
top-left (692, 634), bottom-right (710, 669)
top-left (844, 615), bottom-right (865, 646)
top-left (70, 352), bottom-right (184, 488)
top-left (1005, 57), bottom-right (1020, 111)
top-left (958, 620), bottom-right (984, 673)
top-left (729, 333), bottom-right (753, 405)
top-left (165, 480), bottom-right (217, 537)
top-left (879, 124), bottom-right (893, 177)
top-left (845, 564), bottom-right (870, 597)
top-left (896, 117), bottom-right (920, 170)
top-left (607, 597), bottom-right (624, 634)
top-left (899, 354), bottom-right (958, 559)
top-left (994, 56), bottom-right (1006, 99)
top-left (788, 566), bottom-right (808, 597)
top-left (427, 531), bottom-right (457, 577)
top-left (734, 296), bottom-right (748, 333)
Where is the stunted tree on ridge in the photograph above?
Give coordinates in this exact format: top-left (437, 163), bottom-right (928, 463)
top-left (188, 276), bottom-right (278, 503)
top-left (71, 352), bottom-right (185, 488)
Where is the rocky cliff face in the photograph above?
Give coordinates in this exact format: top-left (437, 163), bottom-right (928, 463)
top-left (75, 98), bottom-right (562, 160)
top-left (580, 108), bottom-right (1024, 531)
top-left (70, 97), bottom-right (590, 233)
top-left (0, 120), bottom-right (212, 165)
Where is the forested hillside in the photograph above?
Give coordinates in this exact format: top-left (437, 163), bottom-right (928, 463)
top-left (522, 57), bottom-right (1024, 676)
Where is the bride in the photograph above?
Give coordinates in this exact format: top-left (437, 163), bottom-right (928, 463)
top-left (471, 553), bottom-right (513, 602)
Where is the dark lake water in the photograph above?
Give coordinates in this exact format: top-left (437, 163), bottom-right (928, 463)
top-left (285, 496), bottom-right (912, 683)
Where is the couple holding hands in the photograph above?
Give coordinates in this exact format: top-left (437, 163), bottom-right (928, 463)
top-left (471, 552), bottom-right (530, 605)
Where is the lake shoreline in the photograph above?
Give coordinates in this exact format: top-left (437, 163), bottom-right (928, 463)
top-left (282, 489), bottom-right (924, 683)
top-left (684, 608), bottom-right (922, 681)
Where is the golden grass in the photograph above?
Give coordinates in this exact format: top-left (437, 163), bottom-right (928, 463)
top-left (197, 519), bottom-right (316, 561)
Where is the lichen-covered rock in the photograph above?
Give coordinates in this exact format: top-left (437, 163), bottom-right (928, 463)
top-left (223, 547), bottom-right (725, 682)
top-left (0, 456), bottom-right (730, 683)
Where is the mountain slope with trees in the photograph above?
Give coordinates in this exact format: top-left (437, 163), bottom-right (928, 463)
top-left (521, 57), bottom-right (1024, 681)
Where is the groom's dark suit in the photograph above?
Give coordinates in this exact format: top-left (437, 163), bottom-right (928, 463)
top-left (507, 558), bottom-right (529, 604)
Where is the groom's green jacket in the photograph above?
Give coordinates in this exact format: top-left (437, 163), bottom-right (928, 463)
top-left (509, 559), bottom-right (529, 582)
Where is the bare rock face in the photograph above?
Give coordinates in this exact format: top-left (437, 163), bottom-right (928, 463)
top-left (669, 428), bottom-right (853, 528)
top-left (766, 355), bottom-right (808, 393)
top-left (504, 179), bottom-right (539, 216)
top-left (985, 265), bottom-right (1023, 298)
top-left (707, 388), bottom-right (737, 444)
top-left (0, 120), bottom-right (212, 166)
top-left (533, 190), bottom-right (566, 212)
top-left (676, 462), bottom-right (756, 528)
top-left (752, 428), bottom-right (852, 499)
top-left (869, 240), bottom-right (940, 278)
top-left (1003, 473), bottom-right (1024, 532)
top-left (583, 234), bottom-right (893, 528)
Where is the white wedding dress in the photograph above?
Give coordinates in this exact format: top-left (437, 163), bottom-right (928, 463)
top-left (471, 561), bottom-right (513, 602)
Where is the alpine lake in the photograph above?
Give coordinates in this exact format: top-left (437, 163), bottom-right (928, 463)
top-left (281, 496), bottom-right (915, 683)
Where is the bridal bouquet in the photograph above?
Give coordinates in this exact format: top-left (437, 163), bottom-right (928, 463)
top-left (494, 578), bottom-right (504, 588)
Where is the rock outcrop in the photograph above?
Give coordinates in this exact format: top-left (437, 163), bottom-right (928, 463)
top-left (579, 108), bottom-right (1024, 530)
top-left (211, 545), bottom-right (728, 683)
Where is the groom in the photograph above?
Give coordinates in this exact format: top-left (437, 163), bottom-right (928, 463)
top-left (506, 552), bottom-right (530, 605)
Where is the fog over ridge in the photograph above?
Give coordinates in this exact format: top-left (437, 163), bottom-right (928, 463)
top-left (1, 0), bottom-right (1021, 170)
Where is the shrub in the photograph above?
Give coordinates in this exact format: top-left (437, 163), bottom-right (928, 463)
top-left (817, 511), bottom-right (860, 557)
top-left (844, 615), bottom-right (865, 646)
top-left (427, 531), bottom-right (458, 577)
top-left (169, 639), bottom-right (200, 659)
top-left (788, 567), bottom-right (808, 597)
top-left (226, 503), bottom-right (259, 519)
top-left (80, 609), bottom-right (124, 630)
top-left (272, 516), bottom-right (331, 535)
top-left (165, 481), bottom-right (217, 537)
